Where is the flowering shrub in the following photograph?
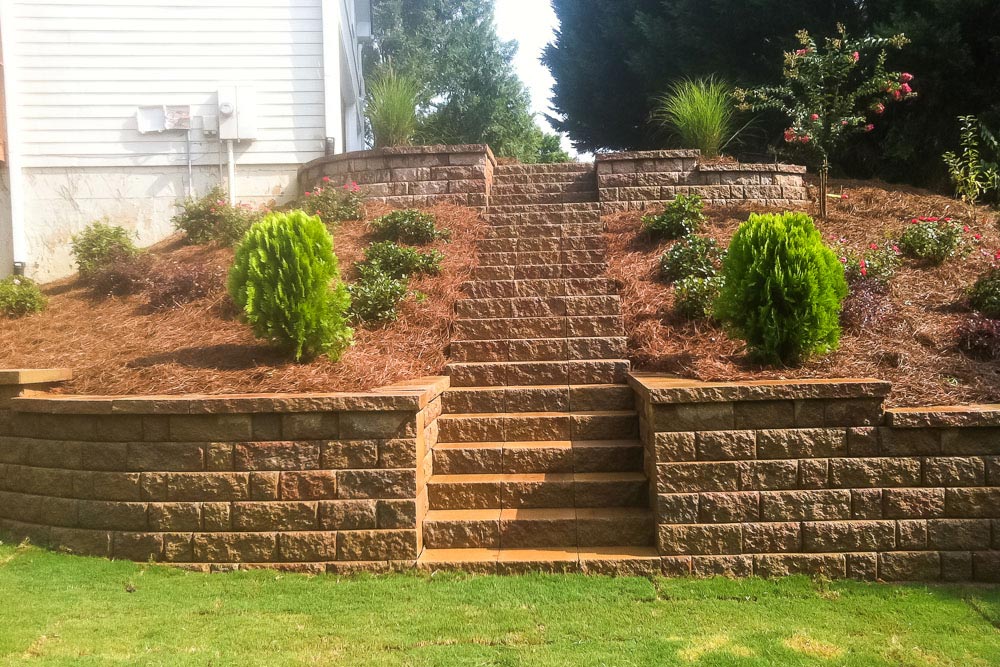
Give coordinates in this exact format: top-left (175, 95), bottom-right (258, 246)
top-left (674, 276), bottom-right (722, 321)
top-left (173, 187), bottom-right (265, 246)
top-left (359, 242), bottom-right (443, 280)
top-left (371, 209), bottom-right (449, 244)
top-left (715, 212), bottom-right (848, 363)
top-left (841, 242), bottom-right (902, 286)
top-left (348, 265), bottom-right (410, 324)
top-left (898, 217), bottom-right (963, 264)
top-left (642, 194), bottom-right (705, 240)
top-left (303, 179), bottom-right (365, 225)
top-left (71, 220), bottom-right (141, 281)
top-left (659, 236), bottom-right (722, 283)
top-left (0, 276), bottom-right (46, 318)
top-left (968, 268), bottom-right (1000, 319)
top-left (840, 280), bottom-right (892, 333)
top-left (957, 316), bottom-right (1000, 361)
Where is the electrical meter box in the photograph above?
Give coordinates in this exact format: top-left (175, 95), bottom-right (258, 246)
top-left (217, 86), bottom-right (258, 141)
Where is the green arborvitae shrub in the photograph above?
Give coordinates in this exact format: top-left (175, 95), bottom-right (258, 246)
top-left (660, 236), bottom-right (722, 283)
top-left (898, 218), bottom-right (963, 265)
top-left (360, 241), bottom-right (443, 280)
top-left (227, 211), bottom-right (353, 361)
top-left (674, 276), bottom-right (723, 320)
top-left (715, 212), bottom-right (848, 364)
top-left (348, 265), bottom-right (410, 324)
top-left (173, 186), bottom-right (264, 246)
top-left (370, 209), bottom-right (449, 244)
top-left (969, 268), bottom-right (1000, 319)
top-left (641, 194), bottom-right (706, 240)
top-left (0, 276), bottom-right (47, 318)
top-left (70, 220), bottom-right (140, 282)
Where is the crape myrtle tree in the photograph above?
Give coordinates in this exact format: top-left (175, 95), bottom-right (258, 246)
top-left (734, 26), bottom-right (916, 219)
top-left (368, 0), bottom-right (555, 163)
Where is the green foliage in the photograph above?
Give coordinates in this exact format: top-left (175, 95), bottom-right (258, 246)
top-left (227, 211), bottom-right (353, 361)
top-left (674, 276), bottom-right (723, 320)
top-left (70, 220), bottom-right (140, 281)
top-left (841, 243), bottom-right (902, 286)
top-left (898, 218), bottom-right (963, 264)
top-left (734, 25), bottom-right (915, 168)
top-left (535, 133), bottom-right (572, 164)
top-left (348, 265), bottom-right (410, 324)
top-left (968, 269), bottom-right (1000, 319)
top-left (0, 276), bottom-right (46, 318)
top-left (943, 116), bottom-right (1000, 206)
top-left (653, 77), bottom-right (738, 158)
top-left (370, 209), bottom-right (449, 244)
top-left (366, 66), bottom-right (421, 148)
top-left (303, 181), bottom-right (365, 225)
top-left (715, 212), bottom-right (848, 364)
top-left (172, 187), bottom-right (263, 246)
top-left (642, 195), bottom-right (706, 240)
top-left (360, 241), bottom-right (443, 280)
top-left (659, 236), bottom-right (722, 283)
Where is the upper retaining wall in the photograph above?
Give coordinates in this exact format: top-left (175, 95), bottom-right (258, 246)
top-left (0, 373), bottom-right (446, 573)
top-left (297, 145), bottom-right (496, 210)
top-left (631, 374), bottom-right (1000, 582)
top-left (597, 150), bottom-right (808, 211)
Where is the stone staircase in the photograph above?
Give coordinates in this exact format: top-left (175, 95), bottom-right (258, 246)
top-left (419, 163), bottom-right (659, 574)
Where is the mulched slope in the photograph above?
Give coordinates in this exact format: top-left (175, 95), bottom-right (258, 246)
top-left (605, 179), bottom-right (1000, 408)
top-left (0, 203), bottom-right (483, 395)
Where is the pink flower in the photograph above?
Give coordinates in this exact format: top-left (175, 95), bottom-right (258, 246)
top-left (865, 124), bottom-right (875, 132)
top-left (900, 73), bottom-right (914, 83)
top-left (874, 103), bottom-right (885, 115)
top-left (783, 129), bottom-right (796, 143)
top-left (795, 49), bottom-right (809, 56)
top-left (870, 243), bottom-right (878, 250)
top-left (964, 226), bottom-right (971, 233)
top-left (841, 120), bottom-right (849, 126)
top-left (975, 233), bottom-right (983, 240)
top-left (892, 245), bottom-right (900, 254)
top-left (839, 257), bottom-right (847, 264)
top-left (305, 191), bottom-right (311, 197)
top-left (810, 114), bottom-right (820, 121)
top-left (926, 217), bottom-right (939, 222)
top-left (841, 193), bottom-right (849, 200)
top-left (852, 51), bottom-right (860, 62)
top-left (800, 135), bottom-right (810, 144)
top-left (322, 176), bottom-right (331, 183)
top-left (893, 90), bottom-right (902, 100)
top-left (900, 83), bottom-right (912, 94)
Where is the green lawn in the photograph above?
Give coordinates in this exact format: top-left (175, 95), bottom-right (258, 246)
top-left (1, 540), bottom-right (998, 666)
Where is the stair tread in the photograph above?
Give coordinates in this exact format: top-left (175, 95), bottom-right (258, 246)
top-left (419, 546), bottom-right (660, 563)
top-left (425, 507), bottom-right (653, 522)
top-left (439, 410), bottom-right (637, 419)
top-left (429, 472), bottom-right (647, 484)
top-left (435, 439), bottom-right (640, 450)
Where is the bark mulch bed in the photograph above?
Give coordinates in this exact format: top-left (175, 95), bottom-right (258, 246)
top-left (605, 179), bottom-right (1000, 408)
top-left (0, 203), bottom-right (483, 395)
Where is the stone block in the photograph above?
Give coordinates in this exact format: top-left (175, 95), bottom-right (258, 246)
top-left (376, 500), bottom-right (417, 529)
top-left (50, 527), bottom-right (111, 557)
top-left (846, 553), bottom-right (878, 580)
top-left (279, 532), bottom-right (338, 562)
top-left (340, 412), bottom-right (415, 439)
top-left (896, 520), bottom-right (928, 549)
top-left (923, 457), bottom-right (986, 487)
top-left (234, 442), bottom-right (321, 471)
top-left (941, 551), bottom-right (974, 581)
top-left (337, 469), bottom-right (416, 500)
top-left (165, 472), bottom-right (250, 501)
top-left (847, 428), bottom-right (880, 457)
top-left (205, 443), bottom-right (234, 471)
top-left (757, 429), bottom-right (846, 459)
top-left (734, 401), bottom-right (795, 429)
top-left (127, 442), bottom-right (205, 472)
top-left (926, 519), bottom-right (991, 550)
top-left (162, 533), bottom-right (195, 562)
top-left (653, 432), bottom-right (697, 462)
top-left (279, 471), bottom-right (337, 500)
top-left (168, 415), bottom-right (253, 442)
top-left (658, 524), bottom-right (742, 555)
top-left (802, 520), bottom-right (896, 552)
top-left (945, 488), bottom-right (1000, 517)
top-left (760, 490), bottom-right (852, 522)
top-left (193, 533), bottom-right (278, 563)
top-left (281, 413), bottom-right (339, 440)
top-left (113, 532), bottom-right (164, 561)
top-left (941, 428), bottom-right (1000, 455)
top-left (879, 551), bottom-right (941, 581)
top-left (318, 500), bottom-right (378, 530)
top-left (851, 489), bottom-right (883, 519)
top-left (28, 439), bottom-right (83, 469)
top-left (743, 522), bottom-right (801, 553)
top-left (249, 472), bottom-right (280, 500)
top-left (337, 529), bottom-right (418, 561)
top-left (878, 428), bottom-right (940, 456)
top-left (798, 459), bottom-right (830, 489)
top-left (231, 502), bottom-right (318, 532)
top-left (657, 493), bottom-right (700, 523)
top-left (884, 488), bottom-right (945, 518)
top-left (201, 503), bottom-right (231, 531)
top-left (320, 441), bottom-right (380, 469)
top-left (973, 552), bottom-right (1000, 582)
top-left (696, 431), bottom-right (755, 461)
top-left (652, 402), bottom-right (734, 432)
top-left (829, 458), bottom-right (922, 488)
top-left (77, 500), bottom-right (148, 531)
top-left (691, 555), bottom-right (753, 578)
top-left (738, 460), bottom-right (798, 491)
top-left (698, 492), bottom-right (760, 523)
top-left (149, 503), bottom-right (200, 531)
top-left (657, 462), bottom-right (740, 493)
top-left (251, 414), bottom-right (283, 441)
top-left (755, 554), bottom-right (846, 578)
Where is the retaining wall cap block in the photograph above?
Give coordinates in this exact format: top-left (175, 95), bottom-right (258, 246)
top-left (697, 163), bottom-right (807, 174)
top-left (628, 373), bottom-right (891, 404)
top-left (0, 369), bottom-right (73, 386)
top-left (299, 144), bottom-right (496, 175)
top-left (887, 405), bottom-right (1000, 428)
top-left (597, 150), bottom-right (702, 161)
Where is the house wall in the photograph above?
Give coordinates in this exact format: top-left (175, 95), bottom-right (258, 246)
top-left (3, 0), bottom-right (366, 281)
top-left (0, 168), bottom-right (11, 275)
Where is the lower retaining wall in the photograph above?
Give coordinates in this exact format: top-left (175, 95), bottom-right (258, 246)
top-left (0, 375), bottom-right (446, 573)
top-left (631, 374), bottom-right (1000, 582)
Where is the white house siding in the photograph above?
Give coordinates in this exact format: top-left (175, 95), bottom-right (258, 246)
top-left (0, 168), bottom-right (11, 274)
top-left (1, 0), bottom-right (364, 281)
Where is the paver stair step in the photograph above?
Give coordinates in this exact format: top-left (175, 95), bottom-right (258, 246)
top-left (423, 507), bottom-right (654, 549)
top-left (417, 546), bottom-right (662, 575)
top-left (433, 439), bottom-right (643, 475)
top-left (495, 163), bottom-right (595, 176)
top-left (477, 250), bottom-right (605, 268)
top-left (487, 202), bottom-right (601, 215)
top-left (477, 235), bottom-right (604, 253)
top-left (462, 278), bottom-right (617, 300)
top-left (492, 182), bottom-right (596, 196)
top-left (484, 211), bottom-right (601, 226)
top-left (442, 385), bottom-right (634, 414)
top-left (493, 172), bottom-right (596, 185)
top-left (450, 337), bottom-right (626, 363)
top-left (485, 222), bottom-right (604, 240)
top-left (452, 316), bottom-right (622, 341)
top-left (471, 263), bottom-right (607, 281)
top-left (455, 296), bottom-right (620, 319)
top-left (448, 359), bottom-right (630, 387)
top-left (427, 472), bottom-right (648, 510)
top-left (490, 192), bottom-right (599, 206)
top-left (436, 410), bottom-right (638, 443)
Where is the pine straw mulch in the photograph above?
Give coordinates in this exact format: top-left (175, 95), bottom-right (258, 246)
top-left (0, 203), bottom-right (484, 395)
top-left (605, 179), bottom-right (1000, 408)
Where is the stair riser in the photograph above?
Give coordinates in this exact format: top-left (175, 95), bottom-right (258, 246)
top-left (490, 193), bottom-right (599, 206)
top-left (428, 479), bottom-right (648, 510)
top-left (448, 360), bottom-right (630, 387)
top-left (486, 223), bottom-right (604, 239)
top-left (477, 236), bottom-right (604, 253)
top-left (478, 250), bottom-right (605, 267)
top-left (455, 296), bottom-right (620, 320)
top-left (424, 516), bottom-right (653, 549)
top-left (472, 264), bottom-right (607, 281)
top-left (452, 317), bottom-right (623, 342)
top-left (487, 203), bottom-right (600, 215)
top-left (442, 385), bottom-right (635, 414)
top-left (485, 212), bottom-right (600, 226)
top-left (493, 172), bottom-right (595, 185)
top-left (433, 444), bottom-right (643, 475)
top-left (437, 413), bottom-right (639, 443)
top-left (449, 337), bottom-right (628, 363)
top-left (492, 183), bottom-right (596, 196)
top-left (496, 163), bottom-right (596, 176)
top-left (462, 279), bottom-right (616, 300)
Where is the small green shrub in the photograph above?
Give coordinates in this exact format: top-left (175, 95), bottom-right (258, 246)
top-left (371, 209), bottom-right (449, 244)
top-left (715, 212), bottom-right (848, 364)
top-left (969, 268), bottom-right (1000, 319)
top-left (348, 265), bottom-right (410, 324)
top-left (842, 243), bottom-right (902, 286)
top-left (70, 221), bottom-right (140, 281)
top-left (366, 65), bottom-right (421, 148)
top-left (173, 187), bottom-right (264, 246)
top-left (642, 194), bottom-right (705, 240)
top-left (660, 236), bottom-right (722, 283)
top-left (303, 180), bottom-right (365, 224)
top-left (653, 77), bottom-right (737, 159)
top-left (898, 217), bottom-right (963, 265)
top-left (88, 254), bottom-right (154, 297)
top-left (674, 276), bottom-right (723, 320)
top-left (227, 211), bottom-right (353, 361)
top-left (360, 241), bottom-right (443, 280)
top-left (0, 276), bottom-right (46, 318)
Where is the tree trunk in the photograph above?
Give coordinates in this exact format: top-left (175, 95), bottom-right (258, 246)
top-left (819, 160), bottom-right (829, 221)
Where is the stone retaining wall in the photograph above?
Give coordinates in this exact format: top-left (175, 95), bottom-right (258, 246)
top-left (0, 374), bottom-right (446, 573)
top-left (597, 150), bottom-right (808, 211)
top-left (297, 145), bottom-right (496, 210)
top-left (631, 374), bottom-right (1000, 582)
